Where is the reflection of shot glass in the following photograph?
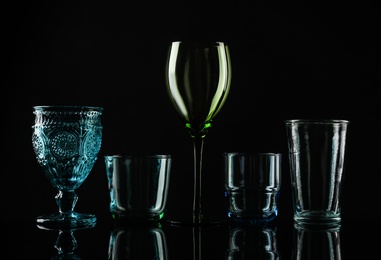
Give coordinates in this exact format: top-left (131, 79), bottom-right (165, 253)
top-left (292, 224), bottom-right (341, 260)
top-left (224, 153), bottom-right (281, 225)
top-left (108, 225), bottom-right (168, 260)
top-left (104, 155), bottom-right (171, 223)
top-left (226, 226), bottom-right (280, 259)
top-left (285, 119), bottom-right (349, 226)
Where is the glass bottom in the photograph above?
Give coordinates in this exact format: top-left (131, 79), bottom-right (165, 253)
top-left (166, 215), bottom-right (225, 227)
top-left (111, 212), bottom-right (164, 221)
top-left (294, 221), bottom-right (341, 231)
top-left (294, 211), bottom-right (341, 228)
top-left (36, 211), bottom-right (97, 229)
top-left (111, 214), bottom-right (164, 227)
top-left (227, 211), bottom-right (277, 227)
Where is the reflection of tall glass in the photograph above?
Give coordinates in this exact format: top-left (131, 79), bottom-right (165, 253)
top-left (292, 224), bottom-right (341, 260)
top-left (108, 225), bottom-right (168, 259)
top-left (226, 226), bottom-right (280, 259)
top-left (285, 119), bottom-right (349, 226)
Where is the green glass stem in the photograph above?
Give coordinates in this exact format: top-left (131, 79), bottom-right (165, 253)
top-left (192, 135), bottom-right (205, 224)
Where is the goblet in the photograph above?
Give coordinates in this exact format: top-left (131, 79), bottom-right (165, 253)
top-left (165, 41), bottom-right (232, 225)
top-left (32, 105), bottom-right (103, 228)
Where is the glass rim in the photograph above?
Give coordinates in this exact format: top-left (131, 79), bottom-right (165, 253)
top-left (104, 154), bottom-right (172, 159)
top-left (285, 119), bottom-right (350, 125)
top-left (170, 40), bottom-right (227, 46)
top-left (33, 105), bottom-right (103, 112)
top-left (223, 152), bottom-right (282, 157)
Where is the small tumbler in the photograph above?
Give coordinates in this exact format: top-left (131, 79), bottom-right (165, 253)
top-left (224, 152), bottom-right (282, 225)
top-left (104, 154), bottom-right (171, 222)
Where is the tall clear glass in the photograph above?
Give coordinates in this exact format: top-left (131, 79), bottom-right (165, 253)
top-left (285, 119), bottom-right (349, 227)
top-left (165, 41), bottom-right (232, 225)
top-left (32, 105), bottom-right (103, 228)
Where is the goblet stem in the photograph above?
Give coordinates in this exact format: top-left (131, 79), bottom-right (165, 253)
top-left (37, 190), bottom-right (96, 228)
top-left (192, 136), bottom-right (204, 224)
top-left (56, 190), bottom-right (78, 213)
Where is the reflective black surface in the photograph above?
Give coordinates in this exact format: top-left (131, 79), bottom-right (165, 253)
top-left (3, 216), bottom-right (379, 259)
top-left (3, 2), bottom-right (381, 259)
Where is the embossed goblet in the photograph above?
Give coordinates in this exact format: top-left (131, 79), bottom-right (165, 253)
top-left (32, 106), bottom-right (103, 228)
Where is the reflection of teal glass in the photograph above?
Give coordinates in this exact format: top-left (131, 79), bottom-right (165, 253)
top-left (32, 106), bottom-right (103, 229)
top-left (108, 225), bottom-right (168, 259)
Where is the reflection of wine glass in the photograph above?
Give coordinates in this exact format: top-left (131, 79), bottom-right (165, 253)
top-left (165, 41), bottom-right (232, 226)
top-left (32, 106), bottom-right (103, 228)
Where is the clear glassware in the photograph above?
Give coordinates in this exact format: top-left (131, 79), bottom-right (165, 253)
top-left (32, 105), bottom-right (103, 228)
top-left (165, 41), bottom-right (232, 225)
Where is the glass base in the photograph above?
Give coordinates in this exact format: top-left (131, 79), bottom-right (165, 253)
top-left (227, 212), bottom-right (277, 227)
top-left (294, 211), bottom-right (341, 228)
top-left (166, 215), bottom-right (225, 227)
top-left (36, 211), bottom-right (97, 229)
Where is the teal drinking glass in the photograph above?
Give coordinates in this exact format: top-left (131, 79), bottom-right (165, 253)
top-left (32, 105), bottom-right (103, 228)
top-left (104, 154), bottom-right (172, 223)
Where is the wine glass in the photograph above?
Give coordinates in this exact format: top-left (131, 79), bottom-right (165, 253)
top-left (165, 41), bottom-right (232, 225)
top-left (32, 105), bottom-right (103, 229)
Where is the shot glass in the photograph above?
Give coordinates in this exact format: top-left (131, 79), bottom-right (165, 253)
top-left (104, 154), bottom-right (171, 223)
top-left (224, 152), bottom-right (282, 225)
top-left (285, 119), bottom-right (349, 226)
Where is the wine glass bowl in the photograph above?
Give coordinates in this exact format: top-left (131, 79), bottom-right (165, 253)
top-left (32, 105), bottom-right (103, 229)
top-left (166, 41), bottom-right (231, 138)
top-left (165, 41), bottom-right (232, 225)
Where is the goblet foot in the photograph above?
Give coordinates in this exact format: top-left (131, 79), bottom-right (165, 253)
top-left (36, 211), bottom-right (97, 229)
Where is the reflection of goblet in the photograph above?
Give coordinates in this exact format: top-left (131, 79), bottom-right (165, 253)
top-left (32, 106), bottom-right (103, 228)
top-left (165, 41), bottom-right (232, 226)
top-left (37, 224), bottom-right (90, 260)
top-left (108, 224), bottom-right (168, 259)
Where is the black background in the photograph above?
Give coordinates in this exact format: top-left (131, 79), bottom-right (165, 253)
top-left (3, 1), bottom-right (381, 228)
